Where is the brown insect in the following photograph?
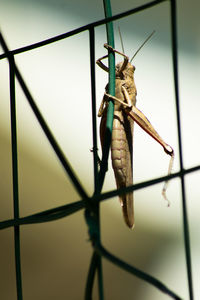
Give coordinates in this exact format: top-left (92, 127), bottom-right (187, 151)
top-left (97, 33), bottom-right (174, 228)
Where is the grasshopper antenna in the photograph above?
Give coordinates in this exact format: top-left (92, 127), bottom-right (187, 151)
top-left (130, 30), bottom-right (155, 63)
top-left (118, 26), bottom-right (125, 54)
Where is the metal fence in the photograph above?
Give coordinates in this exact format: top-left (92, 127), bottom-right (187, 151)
top-left (0, 0), bottom-right (199, 299)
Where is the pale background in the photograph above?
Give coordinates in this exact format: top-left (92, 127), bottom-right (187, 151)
top-left (0, 0), bottom-right (199, 299)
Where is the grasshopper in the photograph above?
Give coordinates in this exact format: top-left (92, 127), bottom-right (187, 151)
top-left (97, 34), bottom-right (174, 228)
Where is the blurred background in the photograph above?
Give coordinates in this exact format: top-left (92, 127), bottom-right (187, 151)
top-left (0, 0), bottom-right (199, 299)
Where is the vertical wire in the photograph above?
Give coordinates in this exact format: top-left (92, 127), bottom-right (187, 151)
top-left (9, 55), bottom-right (23, 300)
top-left (0, 32), bottom-right (23, 300)
top-left (97, 0), bottom-right (115, 297)
top-left (89, 27), bottom-right (99, 194)
top-left (170, 1), bottom-right (193, 299)
top-left (95, 0), bottom-right (116, 295)
top-left (85, 252), bottom-right (98, 299)
top-left (96, 0), bottom-right (116, 294)
top-left (98, 0), bottom-right (115, 190)
top-left (89, 27), bottom-right (104, 299)
top-left (84, 27), bottom-right (104, 300)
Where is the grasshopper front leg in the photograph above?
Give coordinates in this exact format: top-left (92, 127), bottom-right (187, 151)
top-left (96, 44), bottom-right (129, 74)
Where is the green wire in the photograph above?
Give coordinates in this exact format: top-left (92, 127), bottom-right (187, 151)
top-left (98, 0), bottom-right (115, 190)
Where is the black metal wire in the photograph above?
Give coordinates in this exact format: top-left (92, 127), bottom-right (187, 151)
top-left (0, 0), bottom-right (168, 61)
top-left (0, 165), bottom-right (198, 231)
top-left (85, 27), bottom-right (104, 300)
top-left (170, 1), bottom-right (194, 299)
top-left (0, 32), bottom-right (88, 201)
top-left (0, 0), bottom-right (199, 299)
top-left (0, 31), bottom-right (24, 300)
top-left (9, 54), bottom-right (23, 300)
top-left (85, 252), bottom-right (98, 299)
top-left (95, 242), bottom-right (182, 300)
top-left (89, 27), bottom-right (99, 195)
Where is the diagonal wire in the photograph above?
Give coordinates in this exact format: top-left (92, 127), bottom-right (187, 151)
top-left (95, 242), bottom-right (183, 300)
top-left (0, 32), bottom-right (88, 202)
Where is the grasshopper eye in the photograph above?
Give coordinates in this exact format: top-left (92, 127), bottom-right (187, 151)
top-left (130, 65), bottom-right (135, 72)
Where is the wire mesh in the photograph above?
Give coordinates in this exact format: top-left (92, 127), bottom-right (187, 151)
top-left (0, 0), bottom-right (199, 299)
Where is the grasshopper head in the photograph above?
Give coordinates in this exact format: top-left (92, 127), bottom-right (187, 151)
top-left (116, 61), bottom-right (135, 79)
